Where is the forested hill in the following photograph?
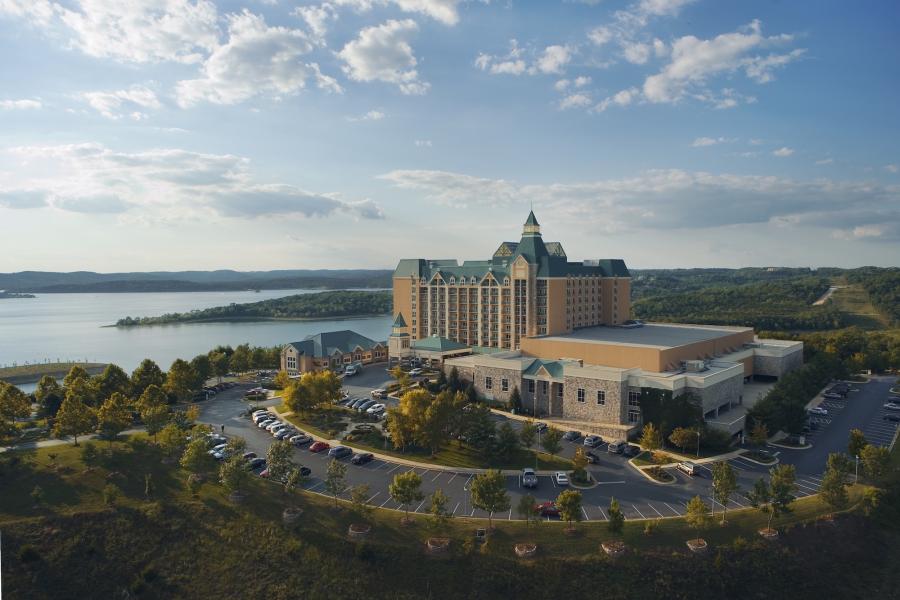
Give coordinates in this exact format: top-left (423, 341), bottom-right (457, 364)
top-left (114, 290), bottom-right (392, 326)
top-left (0, 269), bottom-right (392, 293)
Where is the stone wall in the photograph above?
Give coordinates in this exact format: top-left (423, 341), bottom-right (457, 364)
top-left (753, 348), bottom-right (803, 378)
top-left (685, 372), bottom-right (744, 414)
top-left (470, 364), bottom-right (523, 405)
top-left (559, 376), bottom-right (627, 425)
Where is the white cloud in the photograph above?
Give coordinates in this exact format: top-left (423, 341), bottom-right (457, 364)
top-left (477, 41), bottom-right (572, 77)
top-left (885, 164), bottom-right (899, 174)
top-left (587, 26), bottom-right (612, 47)
top-left (691, 136), bottom-right (733, 147)
top-left (621, 40), bottom-right (651, 65)
top-left (534, 45), bottom-right (572, 74)
top-left (378, 167), bottom-right (900, 241)
top-left (594, 87), bottom-right (638, 112)
top-left (414, 139), bottom-right (432, 147)
top-left (347, 109), bottom-right (386, 121)
top-left (0, 98), bottom-right (42, 110)
top-left (176, 11), bottom-right (336, 107)
top-left (5, 142), bottom-right (383, 221)
top-left (772, 146), bottom-right (794, 157)
top-left (643, 21), bottom-right (804, 105)
top-left (332, 0), bottom-right (462, 26)
top-left (293, 3), bottom-right (338, 42)
top-left (559, 92), bottom-right (592, 110)
top-left (573, 75), bottom-right (591, 87)
top-left (815, 158), bottom-right (834, 165)
top-left (80, 85), bottom-right (160, 119)
top-left (475, 39), bottom-right (527, 75)
top-left (338, 19), bottom-right (429, 95)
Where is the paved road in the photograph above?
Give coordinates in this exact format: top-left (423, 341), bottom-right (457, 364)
top-left (198, 375), bottom-right (898, 521)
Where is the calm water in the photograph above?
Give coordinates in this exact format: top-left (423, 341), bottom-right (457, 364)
top-left (0, 290), bottom-right (392, 388)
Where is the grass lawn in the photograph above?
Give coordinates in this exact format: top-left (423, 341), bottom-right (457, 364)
top-left (830, 282), bottom-right (891, 329)
top-left (0, 361), bottom-right (107, 384)
top-left (632, 450), bottom-right (676, 467)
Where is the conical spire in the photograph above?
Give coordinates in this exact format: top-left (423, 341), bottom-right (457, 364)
top-left (523, 210), bottom-right (540, 235)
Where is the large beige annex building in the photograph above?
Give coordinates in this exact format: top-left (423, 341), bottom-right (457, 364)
top-left (390, 212), bottom-right (803, 439)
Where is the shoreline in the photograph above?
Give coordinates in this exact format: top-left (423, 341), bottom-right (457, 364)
top-left (0, 362), bottom-right (108, 385)
top-left (106, 312), bottom-right (392, 328)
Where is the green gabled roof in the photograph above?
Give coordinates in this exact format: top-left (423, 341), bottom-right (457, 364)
top-left (392, 313), bottom-right (407, 328)
top-left (525, 210), bottom-right (539, 226)
top-left (288, 330), bottom-right (383, 359)
top-left (524, 359), bottom-right (566, 379)
top-left (393, 258), bottom-right (426, 278)
top-left (411, 335), bottom-right (470, 352)
top-left (544, 241), bottom-right (566, 257)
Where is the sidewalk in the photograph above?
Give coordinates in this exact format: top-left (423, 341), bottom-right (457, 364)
top-left (1, 427), bottom-right (144, 453)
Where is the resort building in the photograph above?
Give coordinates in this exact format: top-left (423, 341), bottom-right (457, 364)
top-left (391, 212), bottom-right (803, 439)
top-left (281, 330), bottom-right (388, 376)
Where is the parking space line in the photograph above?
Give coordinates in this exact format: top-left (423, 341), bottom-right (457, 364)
top-left (581, 506), bottom-right (590, 521)
top-left (647, 503), bottom-right (664, 518)
top-left (664, 502), bottom-right (681, 516)
top-left (795, 481), bottom-right (819, 492)
top-left (470, 508), bottom-right (475, 517)
top-left (414, 499), bottom-right (427, 513)
top-left (803, 474), bottom-right (823, 482)
top-left (452, 502), bottom-right (460, 515)
top-left (307, 482), bottom-right (325, 492)
top-left (508, 508), bottom-right (513, 520)
top-left (709, 496), bottom-right (726, 510)
top-left (431, 471), bottom-right (443, 482)
top-left (448, 472), bottom-right (458, 483)
top-left (379, 496), bottom-right (393, 508)
top-left (729, 496), bottom-right (746, 508)
top-left (632, 504), bottom-right (646, 519)
top-left (798, 478), bottom-right (821, 489)
top-left (366, 491), bottom-right (381, 504)
top-left (386, 464), bottom-right (402, 474)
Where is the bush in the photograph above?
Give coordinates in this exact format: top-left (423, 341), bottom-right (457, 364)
top-left (17, 544), bottom-right (40, 563)
top-left (103, 483), bottom-right (121, 506)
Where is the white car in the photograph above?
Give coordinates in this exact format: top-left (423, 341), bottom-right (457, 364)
top-left (265, 421), bottom-right (284, 431)
top-left (808, 406), bottom-right (828, 416)
top-left (883, 402), bottom-right (900, 411)
top-left (554, 472), bottom-right (569, 486)
top-left (408, 368), bottom-right (423, 377)
top-left (366, 403), bottom-right (386, 415)
top-left (257, 419), bottom-right (275, 428)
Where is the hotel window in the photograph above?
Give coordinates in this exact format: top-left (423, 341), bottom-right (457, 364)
top-left (628, 410), bottom-right (640, 424)
top-left (485, 376), bottom-right (493, 390)
top-left (528, 380), bottom-right (535, 394)
top-left (577, 388), bottom-right (585, 403)
top-left (597, 391), bottom-right (606, 405)
top-left (541, 381), bottom-right (548, 395)
top-left (628, 391), bottom-right (641, 406)
top-left (501, 378), bottom-right (509, 392)
top-left (557, 385), bottom-right (563, 399)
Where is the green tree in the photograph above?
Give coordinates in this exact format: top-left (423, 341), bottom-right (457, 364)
top-left (819, 466), bottom-right (849, 514)
top-left (80, 442), bottom-right (100, 470)
top-left (685, 495), bottom-right (711, 544)
top-left (848, 429), bottom-right (868, 458)
top-left (219, 455), bottom-right (250, 496)
top-left (284, 467), bottom-right (304, 496)
top-left (53, 393), bottom-right (95, 446)
top-left (0, 382), bottom-right (31, 439)
top-left (324, 458), bottom-right (348, 507)
top-left (389, 470), bottom-right (424, 523)
top-left (102, 483), bottom-right (120, 506)
top-left (137, 384), bottom-right (167, 412)
top-left (180, 437), bottom-right (213, 475)
top-left (130, 359), bottom-right (166, 397)
top-left (419, 390), bottom-right (454, 455)
top-left (273, 370), bottom-right (291, 389)
top-left (639, 422), bottom-right (663, 455)
top-left (541, 427), bottom-right (563, 457)
top-left (94, 364), bottom-right (131, 401)
top-left (63, 365), bottom-right (90, 389)
top-left (142, 404), bottom-right (169, 442)
top-left (494, 421), bottom-right (520, 461)
top-left (571, 447), bottom-right (589, 483)
top-left (33, 375), bottom-right (64, 419)
top-left (209, 351), bottom-right (230, 382)
top-left (669, 427), bottom-right (697, 454)
top-left (190, 354), bottom-right (212, 385)
top-left (469, 469), bottom-right (510, 530)
top-left (509, 386), bottom-right (522, 413)
top-left (464, 403), bottom-right (496, 456)
top-left (96, 392), bottom-right (132, 446)
top-left (517, 493), bottom-right (539, 528)
top-left (351, 484), bottom-right (373, 521)
top-left (556, 489), bottom-right (583, 531)
top-left (748, 464), bottom-right (797, 533)
top-left (165, 359), bottom-right (200, 403)
top-left (64, 376), bottom-right (97, 408)
top-left (711, 461), bottom-right (739, 524)
top-left (144, 473), bottom-right (154, 500)
top-left (749, 420), bottom-right (769, 447)
top-left (607, 497), bottom-right (624, 534)
top-left (229, 344), bottom-right (252, 374)
top-left (157, 422), bottom-right (187, 460)
top-left (519, 420), bottom-right (537, 448)
top-left (429, 488), bottom-right (452, 529)
top-left (860, 444), bottom-right (890, 481)
top-left (266, 440), bottom-right (295, 484)
top-left (447, 366), bottom-right (461, 391)
top-left (826, 452), bottom-right (852, 479)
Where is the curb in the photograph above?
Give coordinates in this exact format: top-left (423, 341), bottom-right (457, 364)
top-left (628, 459), bottom-right (677, 485)
top-left (737, 452), bottom-right (780, 467)
top-left (768, 441), bottom-right (812, 451)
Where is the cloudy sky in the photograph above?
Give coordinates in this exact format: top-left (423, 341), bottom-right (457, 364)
top-left (0, 0), bottom-right (898, 272)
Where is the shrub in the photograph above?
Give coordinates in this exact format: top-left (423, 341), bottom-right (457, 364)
top-left (103, 483), bottom-right (121, 506)
top-left (17, 544), bottom-right (40, 563)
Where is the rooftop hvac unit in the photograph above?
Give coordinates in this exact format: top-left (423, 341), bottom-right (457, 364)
top-left (684, 360), bottom-right (708, 373)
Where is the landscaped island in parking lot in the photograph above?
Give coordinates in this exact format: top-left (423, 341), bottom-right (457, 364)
top-left (112, 290), bottom-right (392, 327)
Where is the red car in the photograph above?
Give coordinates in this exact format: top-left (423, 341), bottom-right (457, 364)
top-left (535, 501), bottom-right (559, 517)
top-left (309, 441), bottom-right (330, 453)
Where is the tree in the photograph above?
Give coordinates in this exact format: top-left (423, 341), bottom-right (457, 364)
top-left (180, 437), bottom-right (213, 475)
top-left (390, 366), bottom-right (411, 390)
top-left (447, 366), bottom-right (461, 391)
top-left (685, 495), bottom-right (711, 544)
top-left (848, 429), bottom-right (868, 458)
top-left (464, 403), bottom-right (496, 456)
top-left (669, 427), bottom-right (697, 454)
top-left (571, 447), bottom-right (589, 483)
top-left (209, 351), bottom-right (230, 382)
top-left (284, 467), bottom-right (304, 496)
top-left (80, 442), bottom-right (100, 470)
top-left (819, 466), bottom-right (849, 514)
top-left (229, 344), bottom-right (252, 374)
top-left (96, 392), bottom-right (132, 446)
top-left (519, 420), bottom-right (537, 448)
top-left (219, 455), bottom-right (250, 496)
top-left (131, 359), bottom-right (166, 397)
top-left (0, 382), bottom-right (31, 439)
top-left (494, 421), bottom-right (520, 461)
top-left (165, 359), bottom-right (200, 403)
top-left (157, 423), bottom-right (187, 460)
top-left (94, 364), bottom-right (131, 401)
top-left (141, 404), bottom-right (168, 442)
top-left (144, 473), bottom-right (154, 500)
top-left (190, 354), bottom-right (212, 385)
top-left (469, 469), bottom-right (510, 530)
top-left (389, 470), bottom-right (424, 523)
top-left (284, 370), bottom-right (343, 414)
top-left (324, 458), bottom-right (348, 507)
top-left (556, 489), bottom-right (583, 531)
top-left (350, 484), bottom-right (373, 521)
top-left (749, 420), bottom-right (769, 447)
top-left (53, 393), bottom-right (95, 446)
top-left (137, 384), bottom-right (167, 413)
top-left (509, 386), bottom-right (522, 413)
top-left (273, 370), bottom-right (291, 389)
top-left (639, 422), bottom-right (663, 455)
top-left (63, 365), bottom-right (90, 389)
top-left (541, 427), bottom-right (563, 457)
top-left (517, 493), bottom-right (539, 528)
top-left (429, 488), bottom-right (452, 529)
top-left (711, 461), bottom-right (739, 524)
top-left (860, 444), bottom-right (890, 481)
top-left (748, 464), bottom-right (796, 533)
top-left (826, 452), bottom-right (852, 479)
top-left (607, 497), bottom-right (624, 534)
top-left (33, 375), bottom-right (64, 419)
top-left (386, 408), bottom-right (416, 452)
top-left (266, 440), bottom-right (295, 484)
top-left (419, 390), bottom-right (454, 455)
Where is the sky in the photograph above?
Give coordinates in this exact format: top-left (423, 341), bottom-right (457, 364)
top-left (0, 0), bottom-right (898, 272)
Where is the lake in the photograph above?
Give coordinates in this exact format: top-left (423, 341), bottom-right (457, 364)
top-left (0, 290), bottom-right (393, 389)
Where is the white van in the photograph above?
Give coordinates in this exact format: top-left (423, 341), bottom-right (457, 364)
top-left (676, 461), bottom-right (698, 476)
top-left (607, 440), bottom-right (626, 454)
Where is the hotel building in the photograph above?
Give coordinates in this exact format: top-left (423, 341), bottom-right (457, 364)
top-left (390, 212), bottom-right (803, 440)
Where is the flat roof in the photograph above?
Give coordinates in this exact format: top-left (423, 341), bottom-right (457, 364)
top-left (539, 323), bottom-right (752, 350)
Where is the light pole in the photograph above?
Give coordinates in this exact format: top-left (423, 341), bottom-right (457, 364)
top-left (536, 428), bottom-right (542, 470)
top-left (855, 454), bottom-right (859, 484)
top-left (464, 483), bottom-right (470, 516)
top-left (696, 429), bottom-right (701, 458)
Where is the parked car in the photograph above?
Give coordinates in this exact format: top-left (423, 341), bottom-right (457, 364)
top-left (349, 398), bottom-right (367, 410)
top-left (257, 419), bottom-right (275, 429)
top-left (309, 441), bottom-right (331, 453)
top-left (883, 413), bottom-right (900, 422)
top-left (366, 403), bottom-right (386, 415)
top-left (274, 428), bottom-right (294, 440)
top-left (357, 400), bottom-right (377, 412)
top-left (328, 446), bottom-right (352, 458)
top-left (522, 468), bottom-right (538, 488)
top-left (623, 444), bottom-right (641, 458)
top-left (607, 440), bottom-right (626, 454)
top-left (344, 365), bottom-right (358, 377)
top-left (242, 452), bottom-right (257, 461)
top-left (676, 461), bottom-right (698, 476)
top-left (208, 443), bottom-right (227, 455)
top-left (408, 368), bottom-right (423, 377)
top-left (246, 458), bottom-right (266, 470)
top-left (534, 422), bottom-right (548, 433)
top-left (535, 501), bottom-right (559, 517)
top-left (823, 392), bottom-right (843, 400)
top-left (371, 389), bottom-right (388, 399)
top-left (583, 435), bottom-right (602, 447)
top-left (808, 406), bottom-right (828, 416)
top-left (554, 471), bottom-right (569, 486)
top-left (563, 430), bottom-right (581, 441)
top-left (351, 452), bottom-right (374, 465)
top-left (290, 434), bottom-right (313, 446)
top-left (585, 450), bottom-right (601, 464)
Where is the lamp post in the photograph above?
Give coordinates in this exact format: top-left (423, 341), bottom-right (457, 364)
top-left (855, 454), bottom-right (859, 484)
top-left (696, 429), bottom-right (701, 458)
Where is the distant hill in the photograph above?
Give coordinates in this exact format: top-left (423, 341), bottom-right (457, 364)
top-left (0, 269), bottom-right (393, 293)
